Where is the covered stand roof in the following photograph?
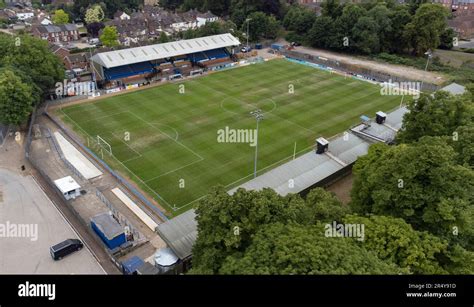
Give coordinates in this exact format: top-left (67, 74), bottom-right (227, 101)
top-left (156, 209), bottom-right (197, 260)
top-left (91, 33), bottom-right (240, 69)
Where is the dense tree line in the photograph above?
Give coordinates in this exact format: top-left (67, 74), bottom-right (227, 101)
top-left (0, 34), bottom-right (64, 125)
top-left (287, 1), bottom-right (452, 55)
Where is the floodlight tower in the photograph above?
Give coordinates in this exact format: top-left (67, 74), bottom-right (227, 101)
top-left (251, 109), bottom-right (264, 178)
top-left (246, 18), bottom-right (252, 49)
top-left (419, 49), bottom-right (433, 92)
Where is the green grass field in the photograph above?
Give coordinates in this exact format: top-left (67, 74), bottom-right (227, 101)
top-left (58, 59), bottom-right (402, 216)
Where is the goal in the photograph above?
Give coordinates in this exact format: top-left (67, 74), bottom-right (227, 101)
top-left (97, 135), bottom-right (112, 156)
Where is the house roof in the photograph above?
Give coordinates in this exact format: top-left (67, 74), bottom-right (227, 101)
top-left (197, 11), bottom-right (216, 19)
top-left (91, 33), bottom-right (240, 68)
top-left (35, 23), bottom-right (77, 33)
top-left (440, 82), bottom-right (467, 95)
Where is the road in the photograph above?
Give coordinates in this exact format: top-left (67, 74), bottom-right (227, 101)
top-left (0, 132), bottom-right (120, 274)
top-left (0, 168), bottom-right (105, 274)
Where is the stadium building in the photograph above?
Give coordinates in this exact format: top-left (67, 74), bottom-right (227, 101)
top-left (90, 33), bottom-right (241, 90)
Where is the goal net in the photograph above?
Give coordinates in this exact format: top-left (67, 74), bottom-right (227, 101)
top-left (97, 135), bottom-right (112, 156)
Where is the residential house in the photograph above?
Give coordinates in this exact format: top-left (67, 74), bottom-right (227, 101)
top-left (0, 9), bottom-right (17, 21)
top-left (106, 7), bottom-right (219, 45)
top-left (196, 11), bottom-right (219, 27)
top-left (15, 8), bottom-right (34, 20)
top-left (433, 0), bottom-right (474, 13)
top-left (114, 11), bottom-right (131, 21)
top-left (32, 24), bottom-right (79, 43)
top-left (448, 13), bottom-right (474, 39)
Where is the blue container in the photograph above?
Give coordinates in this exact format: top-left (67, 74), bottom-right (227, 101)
top-left (122, 256), bottom-right (145, 275)
top-left (91, 213), bottom-right (126, 250)
top-left (271, 44), bottom-right (282, 50)
top-left (255, 43), bottom-right (263, 49)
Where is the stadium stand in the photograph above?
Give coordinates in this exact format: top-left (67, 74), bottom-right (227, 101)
top-left (104, 61), bottom-right (154, 80)
top-left (90, 33), bottom-right (240, 85)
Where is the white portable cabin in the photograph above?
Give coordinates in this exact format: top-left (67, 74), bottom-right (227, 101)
top-left (54, 176), bottom-right (81, 200)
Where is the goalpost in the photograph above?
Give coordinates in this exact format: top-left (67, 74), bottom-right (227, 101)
top-left (97, 135), bottom-right (113, 156)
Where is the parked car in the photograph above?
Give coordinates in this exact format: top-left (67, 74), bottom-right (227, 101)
top-left (291, 42), bottom-right (301, 47)
top-left (241, 46), bottom-right (252, 53)
top-left (50, 239), bottom-right (83, 260)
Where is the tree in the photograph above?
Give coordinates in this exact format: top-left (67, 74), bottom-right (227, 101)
top-left (86, 22), bottom-right (104, 38)
top-left (303, 188), bottom-right (351, 223)
top-left (368, 4), bottom-right (392, 52)
top-left (231, 8), bottom-right (247, 28)
top-left (73, 0), bottom-right (141, 20)
top-left (219, 223), bottom-right (403, 274)
top-left (191, 187), bottom-right (308, 274)
top-left (307, 16), bottom-right (336, 49)
top-left (197, 21), bottom-right (222, 37)
top-left (321, 0), bottom-right (343, 19)
top-left (450, 124), bottom-right (474, 167)
top-left (192, 186), bottom-right (360, 273)
top-left (407, 0), bottom-right (430, 15)
top-left (439, 27), bottom-right (455, 49)
top-left (160, 0), bottom-right (184, 10)
top-left (404, 3), bottom-right (449, 55)
top-left (0, 70), bottom-right (35, 125)
top-left (52, 9), bottom-right (69, 25)
top-left (182, 0), bottom-right (205, 11)
top-left (0, 34), bottom-right (64, 98)
top-left (351, 142), bottom-right (474, 247)
top-left (397, 91), bottom-right (474, 144)
top-left (332, 4), bottom-right (367, 51)
top-left (352, 16), bottom-right (380, 54)
top-left (158, 32), bottom-right (169, 44)
top-left (202, 0), bottom-right (231, 16)
top-left (243, 11), bottom-right (279, 41)
top-left (84, 4), bottom-right (104, 24)
top-left (387, 6), bottom-right (412, 53)
top-left (100, 26), bottom-right (119, 47)
top-left (283, 6), bottom-right (316, 35)
top-left (343, 215), bottom-right (449, 274)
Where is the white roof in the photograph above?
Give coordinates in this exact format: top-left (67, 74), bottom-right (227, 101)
top-left (376, 111), bottom-right (387, 117)
top-left (316, 137), bottom-right (329, 145)
top-left (91, 33), bottom-right (240, 69)
top-left (154, 247), bottom-right (179, 267)
top-left (440, 82), bottom-right (466, 95)
top-left (54, 176), bottom-right (81, 194)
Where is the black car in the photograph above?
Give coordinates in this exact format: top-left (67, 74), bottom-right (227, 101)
top-left (291, 42), bottom-right (301, 47)
top-left (50, 239), bottom-right (83, 261)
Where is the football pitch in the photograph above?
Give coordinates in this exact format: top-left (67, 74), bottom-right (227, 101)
top-left (58, 59), bottom-right (402, 216)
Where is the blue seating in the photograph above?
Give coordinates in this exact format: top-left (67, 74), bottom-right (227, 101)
top-left (188, 52), bottom-right (208, 63)
top-left (104, 61), bottom-right (154, 80)
top-left (204, 48), bottom-right (228, 60)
